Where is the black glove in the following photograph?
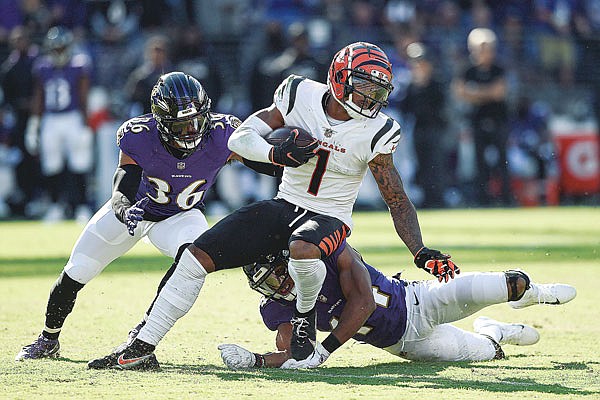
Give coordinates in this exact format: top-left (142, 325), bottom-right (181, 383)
top-left (414, 247), bottom-right (460, 283)
top-left (269, 134), bottom-right (318, 167)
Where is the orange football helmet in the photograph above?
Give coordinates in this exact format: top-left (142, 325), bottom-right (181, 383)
top-left (327, 42), bottom-right (394, 119)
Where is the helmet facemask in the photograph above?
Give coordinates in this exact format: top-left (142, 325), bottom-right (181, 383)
top-left (327, 42), bottom-right (394, 119)
top-left (243, 250), bottom-right (296, 302)
top-left (343, 70), bottom-right (392, 119)
top-left (151, 72), bottom-right (212, 159)
top-left (156, 106), bottom-right (211, 158)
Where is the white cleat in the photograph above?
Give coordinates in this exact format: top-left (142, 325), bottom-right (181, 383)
top-left (509, 282), bottom-right (577, 309)
top-left (474, 316), bottom-right (540, 346)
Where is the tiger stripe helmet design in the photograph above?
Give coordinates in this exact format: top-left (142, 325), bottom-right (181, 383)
top-left (327, 42), bottom-right (394, 119)
top-left (151, 72), bottom-right (212, 159)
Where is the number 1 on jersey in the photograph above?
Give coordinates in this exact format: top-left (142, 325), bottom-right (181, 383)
top-left (308, 149), bottom-right (330, 196)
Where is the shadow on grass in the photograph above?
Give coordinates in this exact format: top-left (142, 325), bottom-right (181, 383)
top-left (2, 241), bottom-right (598, 278)
top-left (155, 361), bottom-right (597, 395)
top-left (360, 244), bottom-right (600, 263)
top-left (50, 357), bottom-right (598, 395)
top-left (0, 256), bottom-right (171, 278)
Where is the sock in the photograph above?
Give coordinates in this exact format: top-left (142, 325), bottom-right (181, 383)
top-left (43, 271), bottom-right (85, 340)
top-left (71, 173), bottom-right (87, 206)
top-left (287, 258), bottom-right (326, 314)
top-left (145, 244), bottom-right (191, 316)
top-left (46, 173), bottom-right (63, 203)
top-left (136, 249), bottom-right (207, 346)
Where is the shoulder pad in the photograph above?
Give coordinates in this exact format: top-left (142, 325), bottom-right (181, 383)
top-left (370, 117), bottom-right (402, 153)
top-left (210, 113), bottom-right (242, 130)
top-left (273, 75), bottom-right (306, 116)
top-left (116, 115), bottom-right (155, 147)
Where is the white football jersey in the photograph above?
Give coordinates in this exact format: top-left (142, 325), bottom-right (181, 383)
top-left (272, 75), bottom-right (401, 229)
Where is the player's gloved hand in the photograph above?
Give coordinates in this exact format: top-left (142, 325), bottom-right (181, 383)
top-left (414, 246), bottom-right (460, 283)
top-left (280, 341), bottom-right (330, 369)
top-left (123, 197), bottom-right (148, 236)
top-left (218, 344), bottom-right (256, 369)
top-left (25, 116), bottom-right (41, 156)
top-left (269, 133), bottom-right (318, 167)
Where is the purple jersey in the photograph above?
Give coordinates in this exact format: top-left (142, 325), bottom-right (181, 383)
top-left (32, 53), bottom-right (91, 113)
top-left (260, 242), bottom-right (408, 348)
top-left (117, 112), bottom-right (239, 219)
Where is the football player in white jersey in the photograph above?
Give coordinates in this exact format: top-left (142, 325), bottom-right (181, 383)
top-left (88, 42), bottom-right (459, 370)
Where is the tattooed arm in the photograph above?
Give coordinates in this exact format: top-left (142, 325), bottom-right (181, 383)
top-left (369, 153), bottom-right (424, 255)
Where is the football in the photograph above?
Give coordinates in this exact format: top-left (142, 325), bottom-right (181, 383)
top-left (264, 126), bottom-right (316, 147)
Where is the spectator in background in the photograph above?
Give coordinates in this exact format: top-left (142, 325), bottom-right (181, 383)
top-left (27, 26), bottom-right (93, 222)
top-left (46, 0), bottom-right (88, 33)
top-left (267, 22), bottom-right (326, 83)
top-left (124, 34), bottom-right (172, 116)
top-left (507, 97), bottom-right (558, 206)
top-left (249, 21), bottom-right (287, 112)
top-left (574, 0), bottom-right (600, 123)
top-left (20, 0), bottom-right (53, 42)
top-left (453, 28), bottom-right (511, 206)
top-left (338, 0), bottom-right (387, 47)
top-left (0, 26), bottom-right (41, 217)
top-left (533, 0), bottom-right (577, 86)
top-left (172, 25), bottom-right (223, 108)
top-left (88, 0), bottom-right (142, 91)
top-left (400, 42), bottom-right (448, 208)
top-left (423, 0), bottom-right (468, 85)
top-left (0, 0), bottom-right (23, 60)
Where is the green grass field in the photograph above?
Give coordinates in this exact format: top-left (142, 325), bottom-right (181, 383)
top-left (1, 207), bottom-right (599, 399)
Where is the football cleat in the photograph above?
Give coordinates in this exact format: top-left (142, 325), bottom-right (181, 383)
top-left (88, 340), bottom-right (159, 371)
top-left (290, 308), bottom-right (316, 361)
top-left (112, 320), bottom-right (147, 354)
top-left (127, 320), bottom-right (146, 343)
top-left (15, 335), bottom-right (60, 361)
top-left (474, 316), bottom-right (540, 346)
top-left (509, 282), bottom-right (576, 309)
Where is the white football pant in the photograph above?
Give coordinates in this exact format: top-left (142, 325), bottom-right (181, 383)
top-left (64, 201), bottom-right (209, 284)
top-left (40, 110), bottom-right (93, 176)
top-left (384, 272), bottom-right (508, 361)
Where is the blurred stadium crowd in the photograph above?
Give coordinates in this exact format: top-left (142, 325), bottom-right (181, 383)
top-left (0, 0), bottom-right (599, 221)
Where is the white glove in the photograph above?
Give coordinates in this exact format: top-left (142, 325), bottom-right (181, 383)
top-left (218, 343), bottom-right (256, 369)
top-left (280, 341), bottom-right (330, 369)
top-left (25, 116), bottom-right (41, 156)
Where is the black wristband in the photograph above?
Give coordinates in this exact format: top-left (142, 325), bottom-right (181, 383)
top-left (322, 334), bottom-right (342, 354)
top-left (253, 353), bottom-right (265, 368)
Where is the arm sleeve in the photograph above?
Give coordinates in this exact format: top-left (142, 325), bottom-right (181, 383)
top-left (242, 158), bottom-right (283, 177)
top-left (111, 164), bottom-right (142, 223)
top-left (227, 113), bottom-right (274, 163)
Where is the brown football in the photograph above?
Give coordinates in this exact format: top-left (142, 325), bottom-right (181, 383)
top-left (264, 126), bottom-right (316, 147)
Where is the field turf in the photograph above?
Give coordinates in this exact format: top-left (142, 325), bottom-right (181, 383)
top-left (0, 207), bottom-right (598, 399)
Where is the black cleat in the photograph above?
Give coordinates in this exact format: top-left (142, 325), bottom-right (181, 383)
top-left (88, 339), bottom-right (159, 370)
top-left (290, 307), bottom-right (316, 360)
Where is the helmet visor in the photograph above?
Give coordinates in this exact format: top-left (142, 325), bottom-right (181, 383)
top-left (168, 113), bottom-right (210, 149)
top-left (249, 262), bottom-right (295, 301)
top-left (351, 75), bottom-right (390, 110)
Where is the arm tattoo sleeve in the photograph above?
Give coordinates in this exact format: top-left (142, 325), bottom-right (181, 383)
top-left (369, 153), bottom-right (424, 255)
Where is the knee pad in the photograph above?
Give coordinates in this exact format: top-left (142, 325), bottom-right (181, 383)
top-left (505, 270), bottom-right (531, 301)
